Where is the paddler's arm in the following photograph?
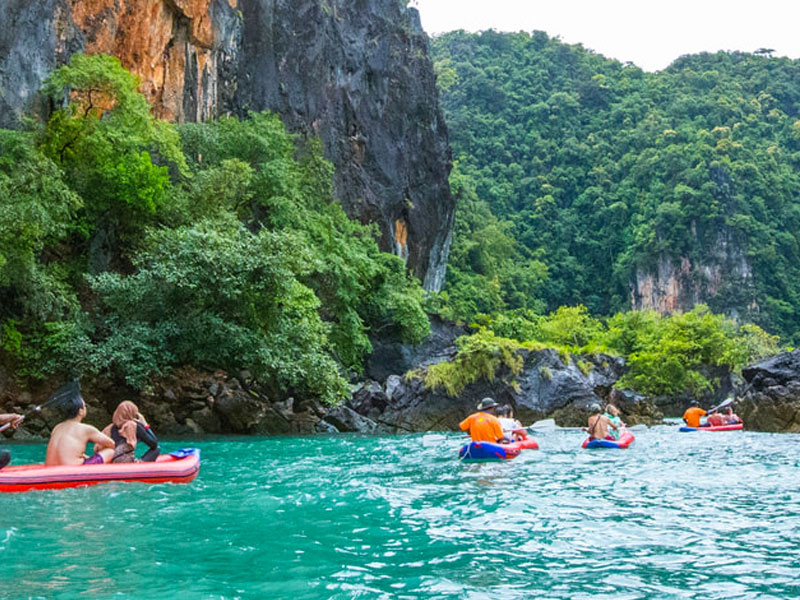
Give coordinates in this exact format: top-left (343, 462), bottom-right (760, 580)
top-left (93, 424), bottom-right (113, 455)
top-left (88, 427), bottom-right (114, 449)
top-left (459, 417), bottom-right (470, 432)
top-left (0, 413), bottom-right (23, 428)
top-left (136, 422), bottom-right (159, 448)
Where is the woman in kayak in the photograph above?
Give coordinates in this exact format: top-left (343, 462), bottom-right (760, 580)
top-left (603, 405), bottom-right (625, 440)
top-left (497, 405), bottom-right (527, 441)
top-left (100, 401), bottom-right (160, 463)
top-left (723, 407), bottom-right (742, 425)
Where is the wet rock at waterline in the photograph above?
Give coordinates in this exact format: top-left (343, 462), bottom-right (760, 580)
top-left (737, 349), bottom-right (800, 433)
top-left (349, 347), bottom-right (659, 431)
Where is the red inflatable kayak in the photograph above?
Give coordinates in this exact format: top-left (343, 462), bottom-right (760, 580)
top-left (0, 448), bottom-right (200, 493)
top-left (679, 423), bottom-right (743, 432)
top-left (582, 431), bottom-right (635, 449)
top-left (505, 437), bottom-right (540, 451)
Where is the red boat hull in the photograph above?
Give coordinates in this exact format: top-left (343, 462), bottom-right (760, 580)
top-left (0, 449), bottom-right (200, 493)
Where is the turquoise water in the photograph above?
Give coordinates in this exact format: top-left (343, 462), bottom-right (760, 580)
top-left (2, 427), bottom-right (800, 600)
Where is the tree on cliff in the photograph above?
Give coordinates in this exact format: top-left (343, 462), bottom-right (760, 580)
top-left (0, 54), bottom-right (429, 403)
top-left (39, 53), bottom-right (187, 272)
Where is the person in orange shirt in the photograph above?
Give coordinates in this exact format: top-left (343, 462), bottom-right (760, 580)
top-left (460, 398), bottom-right (507, 443)
top-left (683, 401), bottom-right (707, 428)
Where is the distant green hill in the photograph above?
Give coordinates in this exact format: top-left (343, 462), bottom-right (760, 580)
top-left (432, 31), bottom-right (800, 341)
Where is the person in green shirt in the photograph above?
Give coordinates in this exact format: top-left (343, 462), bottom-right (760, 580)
top-left (603, 404), bottom-right (624, 440)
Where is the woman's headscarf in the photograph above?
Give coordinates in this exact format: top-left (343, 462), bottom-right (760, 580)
top-left (112, 401), bottom-right (140, 448)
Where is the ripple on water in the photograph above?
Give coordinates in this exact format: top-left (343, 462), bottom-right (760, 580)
top-left (1, 429), bottom-right (800, 599)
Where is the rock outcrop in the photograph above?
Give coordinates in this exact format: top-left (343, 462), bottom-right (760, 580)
top-left (0, 0), bottom-right (454, 289)
top-left (737, 350), bottom-right (800, 432)
top-left (630, 228), bottom-right (756, 318)
top-left (350, 347), bottom-right (660, 431)
top-left (0, 365), bottom-right (382, 437)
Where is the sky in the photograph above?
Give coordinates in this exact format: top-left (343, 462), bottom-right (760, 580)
top-left (412, 0), bottom-right (800, 72)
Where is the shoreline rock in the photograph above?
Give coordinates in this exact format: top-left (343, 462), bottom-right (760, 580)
top-left (736, 350), bottom-right (800, 433)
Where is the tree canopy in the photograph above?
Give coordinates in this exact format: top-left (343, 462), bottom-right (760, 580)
top-left (432, 31), bottom-right (800, 342)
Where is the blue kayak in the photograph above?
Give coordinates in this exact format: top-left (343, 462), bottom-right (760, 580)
top-left (459, 441), bottom-right (521, 461)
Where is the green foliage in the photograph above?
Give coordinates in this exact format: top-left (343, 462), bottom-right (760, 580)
top-left (434, 304), bottom-right (780, 399)
top-left (39, 53), bottom-right (186, 267)
top-left (532, 305), bottom-right (603, 349)
top-left (0, 55), bottom-right (429, 403)
top-left (441, 162), bottom-right (548, 321)
top-left (0, 130), bottom-right (82, 321)
top-left (179, 114), bottom-right (429, 370)
top-left (432, 31), bottom-right (800, 341)
top-left (86, 218), bottom-right (347, 400)
top-left (603, 305), bottom-right (779, 396)
top-left (422, 329), bottom-right (523, 396)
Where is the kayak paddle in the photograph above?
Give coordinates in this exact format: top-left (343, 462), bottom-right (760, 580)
top-left (0, 381), bottom-right (83, 434)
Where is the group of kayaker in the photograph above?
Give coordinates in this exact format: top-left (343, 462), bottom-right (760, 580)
top-left (682, 400), bottom-right (741, 428)
top-left (0, 382), bottom-right (160, 470)
top-left (460, 398), bottom-right (529, 443)
top-left (461, 397), bottom-right (630, 444)
top-left (585, 403), bottom-right (626, 441)
top-left (461, 396), bottom-right (744, 447)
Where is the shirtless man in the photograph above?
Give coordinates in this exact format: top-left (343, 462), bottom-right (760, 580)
top-left (706, 409), bottom-right (725, 427)
top-left (45, 396), bottom-right (115, 466)
top-left (585, 404), bottom-right (616, 441)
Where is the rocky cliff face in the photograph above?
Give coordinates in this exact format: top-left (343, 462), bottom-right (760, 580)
top-left (0, 0), bottom-right (454, 289)
top-left (630, 228), bottom-right (756, 318)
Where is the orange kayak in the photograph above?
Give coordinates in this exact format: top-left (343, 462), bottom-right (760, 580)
top-left (0, 448), bottom-right (200, 493)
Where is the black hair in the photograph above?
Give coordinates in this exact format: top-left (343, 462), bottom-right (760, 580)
top-left (50, 381), bottom-right (85, 419)
top-left (62, 395), bottom-right (85, 419)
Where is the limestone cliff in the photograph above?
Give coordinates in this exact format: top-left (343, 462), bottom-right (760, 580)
top-left (0, 0), bottom-right (454, 289)
top-left (630, 228), bottom-right (757, 319)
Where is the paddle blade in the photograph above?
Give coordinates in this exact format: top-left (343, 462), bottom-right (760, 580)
top-left (528, 418), bottom-right (556, 431)
top-left (42, 381), bottom-right (84, 418)
top-left (708, 397), bottom-right (734, 413)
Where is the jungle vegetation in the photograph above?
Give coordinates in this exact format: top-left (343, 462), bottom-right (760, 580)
top-left (0, 54), bottom-right (429, 403)
top-left (432, 31), bottom-right (800, 343)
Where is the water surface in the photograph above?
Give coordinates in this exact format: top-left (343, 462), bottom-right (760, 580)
top-left (2, 427), bottom-right (799, 599)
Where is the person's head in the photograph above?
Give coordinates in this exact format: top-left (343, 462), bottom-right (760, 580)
top-left (590, 403), bottom-right (602, 414)
top-left (63, 395), bottom-right (86, 421)
top-left (606, 404), bottom-right (620, 417)
top-left (477, 397), bottom-right (498, 413)
top-left (690, 400), bottom-right (699, 407)
top-left (726, 407), bottom-right (733, 414)
top-left (113, 401), bottom-right (140, 427)
top-left (499, 404), bottom-right (513, 418)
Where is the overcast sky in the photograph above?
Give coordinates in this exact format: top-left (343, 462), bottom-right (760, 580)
top-left (412, 0), bottom-right (800, 72)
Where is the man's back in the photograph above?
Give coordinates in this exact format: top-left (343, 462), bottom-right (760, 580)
top-left (460, 412), bottom-right (504, 442)
top-left (46, 421), bottom-right (95, 466)
top-left (587, 414), bottom-right (610, 440)
top-left (683, 407), bottom-right (706, 428)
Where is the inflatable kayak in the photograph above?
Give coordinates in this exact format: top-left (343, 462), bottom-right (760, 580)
top-left (506, 437), bottom-right (540, 451)
top-left (0, 448), bottom-right (200, 493)
top-left (582, 431), bottom-right (635, 449)
top-left (679, 423), bottom-right (743, 432)
top-left (459, 441), bottom-right (521, 461)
